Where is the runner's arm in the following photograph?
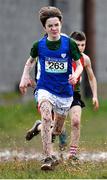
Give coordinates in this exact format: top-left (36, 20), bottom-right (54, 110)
top-left (84, 53), bottom-right (99, 110)
top-left (69, 39), bottom-right (83, 85)
top-left (19, 57), bottom-right (36, 95)
top-left (19, 41), bottom-right (38, 95)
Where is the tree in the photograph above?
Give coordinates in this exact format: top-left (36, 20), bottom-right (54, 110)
top-left (83, 0), bottom-right (96, 97)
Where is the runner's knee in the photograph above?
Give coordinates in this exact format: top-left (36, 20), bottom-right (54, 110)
top-left (53, 114), bottom-right (65, 135)
top-left (72, 114), bottom-right (80, 128)
top-left (40, 100), bottom-right (52, 122)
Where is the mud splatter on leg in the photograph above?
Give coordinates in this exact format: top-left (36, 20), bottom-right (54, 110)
top-left (40, 100), bottom-right (53, 157)
top-left (52, 113), bottom-right (66, 135)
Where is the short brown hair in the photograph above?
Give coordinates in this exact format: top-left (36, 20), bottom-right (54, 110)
top-left (70, 31), bottom-right (86, 41)
top-left (39, 6), bottom-right (63, 27)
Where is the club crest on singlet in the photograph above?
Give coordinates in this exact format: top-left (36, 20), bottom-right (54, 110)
top-left (45, 57), bottom-right (68, 73)
top-left (61, 53), bottom-right (66, 58)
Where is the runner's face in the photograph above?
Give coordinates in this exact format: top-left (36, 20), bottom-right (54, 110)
top-left (75, 40), bottom-right (86, 53)
top-left (44, 17), bottom-right (62, 41)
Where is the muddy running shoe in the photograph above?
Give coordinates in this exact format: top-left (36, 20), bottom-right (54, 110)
top-left (69, 155), bottom-right (79, 161)
top-left (26, 120), bottom-right (41, 141)
top-left (52, 155), bottom-right (59, 165)
top-left (41, 156), bottom-right (55, 171)
top-left (51, 134), bottom-right (56, 143)
top-left (59, 143), bottom-right (67, 151)
top-left (59, 130), bottom-right (67, 151)
top-left (68, 155), bottom-right (79, 165)
top-left (66, 155), bottom-right (80, 166)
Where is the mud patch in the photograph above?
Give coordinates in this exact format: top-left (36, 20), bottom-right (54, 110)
top-left (79, 152), bottom-right (107, 162)
top-left (0, 149), bottom-right (44, 162)
top-left (0, 149), bottom-right (107, 162)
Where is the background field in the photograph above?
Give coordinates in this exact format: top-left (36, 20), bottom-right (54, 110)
top-left (0, 93), bottom-right (107, 179)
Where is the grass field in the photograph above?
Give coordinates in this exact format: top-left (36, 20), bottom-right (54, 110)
top-left (0, 93), bottom-right (107, 179)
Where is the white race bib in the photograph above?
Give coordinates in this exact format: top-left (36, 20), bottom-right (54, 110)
top-left (45, 57), bottom-right (68, 73)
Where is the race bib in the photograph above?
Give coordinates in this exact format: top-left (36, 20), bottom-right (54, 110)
top-left (45, 57), bottom-right (68, 73)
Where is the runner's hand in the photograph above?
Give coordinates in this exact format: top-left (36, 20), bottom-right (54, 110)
top-left (68, 74), bottom-right (77, 85)
top-left (92, 97), bottom-right (99, 111)
top-left (19, 78), bottom-right (35, 95)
